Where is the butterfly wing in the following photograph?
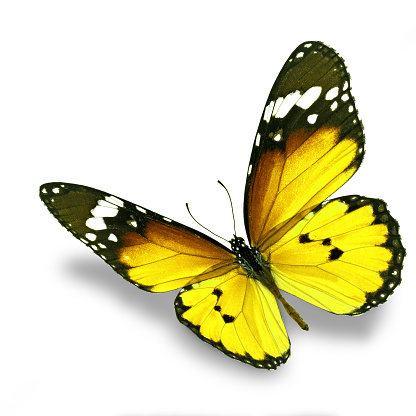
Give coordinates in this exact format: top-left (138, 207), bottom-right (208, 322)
top-left (175, 269), bottom-right (290, 369)
top-left (40, 182), bottom-right (290, 368)
top-left (269, 195), bottom-right (404, 314)
top-left (244, 41), bottom-right (404, 315)
top-left (244, 41), bottom-right (364, 249)
top-left (40, 182), bottom-right (235, 292)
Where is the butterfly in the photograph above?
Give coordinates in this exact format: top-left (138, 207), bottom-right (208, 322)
top-left (40, 41), bottom-right (405, 369)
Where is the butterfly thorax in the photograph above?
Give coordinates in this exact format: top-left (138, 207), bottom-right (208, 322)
top-left (230, 236), bottom-right (277, 291)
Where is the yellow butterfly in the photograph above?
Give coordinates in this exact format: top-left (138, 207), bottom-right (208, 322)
top-left (40, 41), bottom-right (405, 369)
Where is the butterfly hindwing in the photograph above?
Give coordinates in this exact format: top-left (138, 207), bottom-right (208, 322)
top-left (40, 182), bottom-right (236, 292)
top-left (268, 195), bottom-right (404, 315)
top-left (175, 269), bottom-right (290, 369)
top-left (244, 41), bottom-right (364, 250)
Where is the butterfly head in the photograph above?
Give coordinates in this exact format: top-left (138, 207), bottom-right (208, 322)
top-left (230, 235), bottom-right (256, 267)
top-left (229, 235), bottom-right (246, 253)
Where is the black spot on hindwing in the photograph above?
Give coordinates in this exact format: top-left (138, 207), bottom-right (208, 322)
top-left (212, 288), bottom-right (222, 298)
top-left (222, 314), bottom-right (235, 323)
top-left (329, 247), bottom-right (343, 260)
top-left (299, 233), bottom-right (312, 244)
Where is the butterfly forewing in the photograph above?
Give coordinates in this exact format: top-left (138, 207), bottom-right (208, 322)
top-left (40, 183), bottom-right (235, 292)
top-left (244, 41), bottom-right (364, 249)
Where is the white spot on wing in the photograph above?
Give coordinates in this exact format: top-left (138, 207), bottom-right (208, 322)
top-left (263, 101), bottom-right (274, 123)
top-left (271, 97), bottom-right (284, 116)
top-left (296, 86), bottom-right (322, 109)
top-left (86, 217), bottom-right (107, 230)
top-left (307, 114), bottom-right (318, 124)
top-left (127, 220), bottom-right (137, 227)
top-left (330, 101), bottom-right (338, 111)
top-left (86, 233), bottom-right (97, 241)
top-left (108, 233), bottom-right (118, 242)
top-left (98, 199), bottom-right (115, 208)
top-left (105, 195), bottom-right (124, 207)
top-left (325, 87), bottom-right (339, 100)
top-left (248, 164), bottom-right (252, 175)
top-left (255, 133), bottom-right (261, 146)
top-left (136, 206), bottom-right (146, 214)
top-left (274, 91), bottom-right (302, 118)
top-left (91, 203), bottom-right (119, 218)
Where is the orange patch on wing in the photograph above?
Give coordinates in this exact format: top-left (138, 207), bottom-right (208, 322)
top-left (117, 223), bottom-right (235, 292)
top-left (247, 149), bottom-right (285, 245)
top-left (122, 232), bottom-right (148, 247)
top-left (248, 126), bottom-right (344, 246)
top-left (145, 221), bottom-right (231, 259)
top-left (285, 127), bottom-right (315, 156)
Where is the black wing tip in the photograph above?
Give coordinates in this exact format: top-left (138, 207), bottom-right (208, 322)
top-left (174, 290), bottom-right (290, 370)
top-left (39, 182), bottom-right (55, 198)
top-left (40, 181), bottom-right (66, 190)
top-left (39, 182), bottom-right (74, 201)
top-left (289, 41), bottom-right (342, 62)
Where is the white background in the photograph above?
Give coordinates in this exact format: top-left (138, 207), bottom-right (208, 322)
top-left (1, 1), bottom-right (414, 415)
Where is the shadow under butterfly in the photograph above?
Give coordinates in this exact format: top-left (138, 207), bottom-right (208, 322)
top-left (40, 41), bottom-right (405, 370)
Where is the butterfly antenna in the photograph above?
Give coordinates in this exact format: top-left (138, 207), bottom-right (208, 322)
top-left (217, 180), bottom-right (237, 236)
top-left (186, 203), bottom-right (229, 243)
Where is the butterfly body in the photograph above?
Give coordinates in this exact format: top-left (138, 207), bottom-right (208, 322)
top-left (40, 41), bottom-right (405, 369)
top-left (230, 236), bottom-right (274, 289)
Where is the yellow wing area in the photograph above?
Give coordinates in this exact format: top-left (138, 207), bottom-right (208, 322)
top-left (249, 126), bottom-right (362, 250)
top-left (118, 223), bottom-right (236, 292)
top-left (268, 195), bottom-right (404, 314)
top-left (175, 268), bottom-right (290, 369)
